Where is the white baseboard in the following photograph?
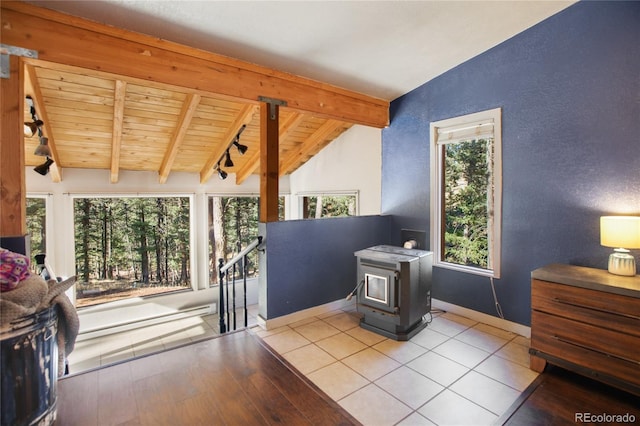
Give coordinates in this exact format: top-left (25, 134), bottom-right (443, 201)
top-left (432, 298), bottom-right (531, 338)
top-left (257, 298), bottom-right (356, 330)
top-left (77, 305), bottom-right (212, 341)
top-left (254, 297), bottom-right (531, 339)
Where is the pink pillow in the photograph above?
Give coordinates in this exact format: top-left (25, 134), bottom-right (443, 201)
top-left (0, 248), bottom-right (32, 292)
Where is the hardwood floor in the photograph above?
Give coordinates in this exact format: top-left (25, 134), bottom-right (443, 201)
top-left (498, 365), bottom-right (640, 425)
top-left (56, 330), bottom-right (359, 426)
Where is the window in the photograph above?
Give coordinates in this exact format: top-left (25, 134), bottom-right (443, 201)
top-left (208, 196), bottom-right (259, 285)
top-left (208, 195), bottom-right (285, 285)
top-left (26, 196), bottom-right (47, 273)
top-left (299, 192), bottom-right (358, 218)
top-left (430, 108), bottom-right (502, 278)
top-left (73, 196), bottom-right (192, 307)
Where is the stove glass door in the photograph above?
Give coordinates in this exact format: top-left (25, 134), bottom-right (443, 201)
top-left (365, 273), bottom-right (388, 304)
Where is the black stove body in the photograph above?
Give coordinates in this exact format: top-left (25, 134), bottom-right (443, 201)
top-left (354, 245), bottom-right (432, 341)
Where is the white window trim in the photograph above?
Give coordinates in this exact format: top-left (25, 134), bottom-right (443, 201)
top-left (429, 108), bottom-right (502, 278)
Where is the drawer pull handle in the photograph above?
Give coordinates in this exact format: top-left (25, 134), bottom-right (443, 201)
top-left (553, 335), bottom-right (640, 365)
top-left (552, 298), bottom-right (640, 321)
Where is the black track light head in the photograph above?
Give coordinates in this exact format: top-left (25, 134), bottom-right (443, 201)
top-left (233, 140), bottom-right (248, 155)
top-left (34, 157), bottom-right (54, 176)
top-left (224, 150), bottom-right (234, 168)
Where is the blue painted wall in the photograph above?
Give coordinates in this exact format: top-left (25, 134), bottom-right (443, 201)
top-left (263, 215), bottom-right (391, 318)
top-left (381, 1), bottom-right (640, 325)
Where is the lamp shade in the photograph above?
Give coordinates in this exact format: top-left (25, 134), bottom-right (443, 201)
top-left (600, 216), bottom-right (640, 249)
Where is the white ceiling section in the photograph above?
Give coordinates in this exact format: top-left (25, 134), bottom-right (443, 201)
top-left (26, 0), bottom-right (575, 101)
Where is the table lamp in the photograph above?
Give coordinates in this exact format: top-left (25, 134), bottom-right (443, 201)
top-left (600, 216), bottom-right (640, 276)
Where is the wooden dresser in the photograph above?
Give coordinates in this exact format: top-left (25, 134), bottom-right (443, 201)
top-left (530, 264), bottom-right (640, 396)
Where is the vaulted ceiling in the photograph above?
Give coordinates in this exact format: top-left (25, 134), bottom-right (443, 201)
top-left (15, 0), bottom-right (575, 185)
top-left (22, 60), bottom-right (353, 184)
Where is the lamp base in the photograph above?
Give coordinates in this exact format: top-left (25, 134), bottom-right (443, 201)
top-left (608, 251), bottom-right (636, 276)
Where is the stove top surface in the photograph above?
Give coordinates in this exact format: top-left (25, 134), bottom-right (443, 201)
top-left (354, 245), bottom-right (432, 261)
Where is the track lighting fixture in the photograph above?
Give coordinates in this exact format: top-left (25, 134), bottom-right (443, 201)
top-left (24, 120), bottom-right (44, 137)
top-left (233, 124), bottom-right (248, 154)
top-left (234, 140), bottom-right (248, 155)
top-left (34, 157), bottom-right (54, 176)
top-left (224, 150), bottom-right (234, 168)
top-left (34, 136), bottom-right (51, 157)
top-left (218, 167), bottom-right (228, 180)
top-left (24, 96), bottom-right (45, 138)
top-left (212, 125), bottom-right (249, 180)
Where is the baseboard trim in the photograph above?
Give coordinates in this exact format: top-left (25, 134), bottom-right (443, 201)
top-left (77, 305), bottom-right (212, 341)
top-left (254, 297), bottom-right (531, 339)
top-left (432, 298), bottom-right (531, 338)
top-left (257, 299), bottom-right (356, 330)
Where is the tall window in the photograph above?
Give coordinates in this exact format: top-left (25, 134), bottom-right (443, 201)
top-left (430, 108), bottom-right (502, 278)
top-left (26, 197), bottom-right (47, 273)
top-left (209, 196), bottom-right (259, 284)
top-left (73, 196), bottom-right (192, 307)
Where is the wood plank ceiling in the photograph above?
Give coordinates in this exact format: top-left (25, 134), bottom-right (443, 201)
top-left (23, 61), bottom-right (353, 184)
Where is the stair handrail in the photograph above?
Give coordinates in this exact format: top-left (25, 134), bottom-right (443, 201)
top-left (217, 236), bottom-right (263, 333)
top-left (219, 236), bottom-right (263, 274)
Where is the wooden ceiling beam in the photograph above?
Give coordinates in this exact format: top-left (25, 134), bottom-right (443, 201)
top-left (279, 120), bottom-right (343, 175)
top-left (235, 111), bottom-right (305, 184)
top-left (159, 93), bottom-right (201, 184)
top-left (1, 2), bottom-right (389, 128)
top-left (24, 64), bottom-right (62, 182)
top-left (110, 80), bottom-right (127, 184)
top-left (200, 104), bottom-right (258, 184)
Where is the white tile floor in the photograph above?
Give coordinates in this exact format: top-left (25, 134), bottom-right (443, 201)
top-left (67, 304), bottom-right (538, 426)
top-left (254, 306), bottom-right (538, 426)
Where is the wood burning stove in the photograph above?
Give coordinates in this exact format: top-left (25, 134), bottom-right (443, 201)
top-left (354, 245), bottom-right (432, 341)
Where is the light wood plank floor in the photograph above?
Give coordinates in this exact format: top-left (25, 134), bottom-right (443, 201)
top-left (57, 329), bottom-right (359, 426)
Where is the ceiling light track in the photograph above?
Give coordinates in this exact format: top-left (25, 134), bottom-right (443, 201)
top-left (24, 95), bottom-right (54, 174)
top-left (215, 124), bottom-right (248, 180)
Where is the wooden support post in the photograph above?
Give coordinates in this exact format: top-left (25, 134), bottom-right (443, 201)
top-left (0, 55), bottom-right (27, 243)
top-left (259, 101), bottom-right (280, 223)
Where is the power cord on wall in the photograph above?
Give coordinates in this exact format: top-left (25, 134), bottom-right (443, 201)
top-left (490, 276), bottom-right (504, 319)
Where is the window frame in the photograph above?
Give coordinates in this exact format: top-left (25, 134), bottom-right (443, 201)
top-left (429, 108), bottom-right (502, 278)
top-left (296, 190), bottom-right (360, 219)
top-left (25, 193), bottom-right (52, 270)
top-left (70, 193), bottom-right (197, 306)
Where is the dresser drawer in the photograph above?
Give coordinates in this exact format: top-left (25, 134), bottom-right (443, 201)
top-left (531, 310), bottom-right (640, 388)
top-left (532, 279), bottom-right (640, 337)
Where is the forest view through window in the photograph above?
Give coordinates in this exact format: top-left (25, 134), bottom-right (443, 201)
top-left (26, 197), bottom-right (47, 273)
top-left (74, 197), bottom-right (191, 307)
top-left (430, 108), bottom-right (502, 278)
top-left (302, 194), bottom-right (357, 218)
top-left (208, 195), bottom-right (285, 284)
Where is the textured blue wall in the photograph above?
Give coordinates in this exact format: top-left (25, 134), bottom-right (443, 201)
top-left (264, 215), bottom-right (391, 318)
top-left (382, 1), bottom-right (640, 325)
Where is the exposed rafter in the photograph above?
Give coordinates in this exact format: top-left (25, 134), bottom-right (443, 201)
top-left (110, 80), bottom-right (127, 183)
top-left (159, 93), bottom-right (201, 183)
top-left (24, 64), bottom-right (62, 182)
top-left (280, 120), bottom-right (344, 175)
top-left (235, 111), bottom-right (305, 184)
top-left (200, 104), bottom-right (258, 184)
